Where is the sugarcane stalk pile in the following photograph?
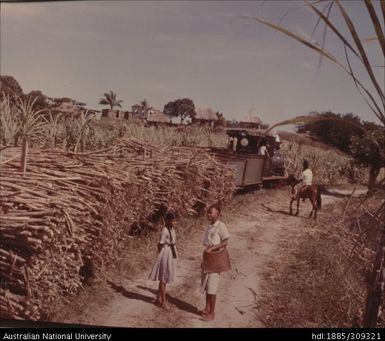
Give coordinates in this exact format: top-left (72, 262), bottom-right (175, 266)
top-left (0, 137), bottom-right (235, 320)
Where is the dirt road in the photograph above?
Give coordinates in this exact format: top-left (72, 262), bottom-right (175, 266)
top-left (61, 187), bottom-right (365, 327)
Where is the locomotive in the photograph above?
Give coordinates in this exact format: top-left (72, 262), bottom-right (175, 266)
top-left (212, 128), bottom-right (288, 188)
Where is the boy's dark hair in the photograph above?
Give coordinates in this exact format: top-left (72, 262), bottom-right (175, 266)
top-left (303, 159), bottom-right (309, 169)
top-left (208, 202), bottom-right (222, 213)
top-left (165, 211), bottom-right (176, 221)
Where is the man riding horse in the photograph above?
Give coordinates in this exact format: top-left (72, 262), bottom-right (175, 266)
top-left (292, 159), bottom-right (313, 200)
top-left (289, 159), bottom-right (321, 219)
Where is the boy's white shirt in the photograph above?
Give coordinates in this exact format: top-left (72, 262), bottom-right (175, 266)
top-left (203, 220), bottom-right (230, 247)
top-left (300, 169), bottom-right (313, 185)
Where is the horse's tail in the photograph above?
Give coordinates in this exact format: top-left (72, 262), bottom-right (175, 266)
top-left (317, 187), bottom-right (322, 209)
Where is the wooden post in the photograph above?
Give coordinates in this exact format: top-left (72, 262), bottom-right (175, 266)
top-left (363, 223), bottom-right (385, 327)
top-left (20, 138), bottom-right (28, 175)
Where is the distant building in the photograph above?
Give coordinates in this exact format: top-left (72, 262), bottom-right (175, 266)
top-left (50, 99), bottom-right (100, 118)
top-left (131, 104), bottom-right (153, 119)
top-left (99, 103), bottom-right (170, 125)
top-left (146, 109), bottom-right (170, 126)
top-left (240, 116), bottom-right (262, 129)
top-left (131, 104), bottom-right (170, 124)
top-left (101, 108), bottom-right (131, 119)
top-left (192, 108), bottom-right (218, 127)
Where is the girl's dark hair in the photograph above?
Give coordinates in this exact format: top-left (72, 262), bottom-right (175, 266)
top-left (303, 159), bottom-right (309, 169)
top-left (208, 202), bottom-right (221, 213)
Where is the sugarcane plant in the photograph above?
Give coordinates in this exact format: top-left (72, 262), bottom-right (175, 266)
top-left (0, 95), bottom-right (20, 148)
top-left (74, 110), bottom-right (94, 152)
top-left (42, 112), bottom-right (63, 149)
top-left (15, 96), bottom-right (47, 174)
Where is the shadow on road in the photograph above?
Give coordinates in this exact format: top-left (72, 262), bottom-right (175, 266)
top-left (262, 204), bottom-right (291, 216)
top-left (108, 281), bottom-right (154, 304)
top-left (136, 285), bottom-right (199, 316)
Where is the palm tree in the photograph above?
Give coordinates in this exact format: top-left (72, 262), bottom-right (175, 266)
top-left (99, 91), bottom-right (123, 110)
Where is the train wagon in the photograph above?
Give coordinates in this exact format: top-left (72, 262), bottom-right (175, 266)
top-left (211, 128), bottom-right (288, 188)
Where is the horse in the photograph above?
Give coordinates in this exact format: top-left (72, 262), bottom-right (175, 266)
top-left (287, 175), bottom-right (322, 219)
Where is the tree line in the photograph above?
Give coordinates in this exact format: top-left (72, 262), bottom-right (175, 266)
top-left (297, 111), bottom-right (384, 190)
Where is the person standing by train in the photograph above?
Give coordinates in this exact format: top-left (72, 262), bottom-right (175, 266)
top-left (258, 138), bottom-right (273, 176)
top-left (257, 139), bottom-right (269, 156)
top-left (274, 133), bottom-right (281, 149)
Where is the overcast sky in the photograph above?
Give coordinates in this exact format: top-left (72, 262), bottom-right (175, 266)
top-left (1, 0), bottom-right (383, 126)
